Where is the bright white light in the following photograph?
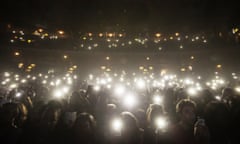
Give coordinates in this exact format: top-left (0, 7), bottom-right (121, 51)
top-left (120, 77), bottom-right (124, 82)
top-left (107, 77), bottom-right (112, 82)
top-left (21, 79), bottom-right (26, 83)
top-left (100, 79), bottom-right (107, 85)
top-left (235, 87), bottom-right (240, 93)
top-left (136, 79), bottom-right (146, 89)
top-left (42, 80), bottom-right (47, 84)
top-left (107, 84), bottom-right (112, 89)
top-left (56, 79), bottom-right (61, 86)
top-left (4, 72), bottom-right (10, 77)
top-left (233, 76), bottom-right (238, 79)
top-left (63, 86), bottom-right (69, 93)
top-left (196, 86), bottom-right (202, 91)
top-left (155, 117), bottom-right (168, 129)
top-left (94, 85), bottom-right (100, 91)
top-left (187, 87), bottom-right (197, 96)
top-left (9, 84), bottom-right (17, 89)
top-left (123, 93), bottom-right (137, 108)
top-left (114, 85), bottom-right (125, 96)
top-left (67, 78), bottom-right (72, 85)
top-left (206, 82), bottom-right (211, 86)
top-left (53, 90), bottom-right (64, 98)
top-left (153, 95), bottom-right (163, 104)
top-left (112, 118), bottom-right (123, 132)
top-left (219, 79), bottom-right (225, 84)
top-left (16, 92), bottom-right (22, 98)
top-left (184, 78), bottom-right (193, 85)
top-left (89, 74), bottom-right (93, 80)
top-left (73, 75), bottom-right (77, 79)
top-left (215, 96), bottom-right (221, 101)
top-left (32, 77), bottom-right (36, 80)
top-left (50, 81), bottom-right (55, 86)
top-left (1, 81), bottom-right (6, 85)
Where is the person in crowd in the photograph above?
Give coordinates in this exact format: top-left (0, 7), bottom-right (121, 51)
top-left (169, 99), bottom-right (210, 144)
top-left (71, 112), bottom-right (97, 144)
top-left (119, 111), bottom-right (144, 144)
top-left (0, 102), bottom-right (22, 144)
top-left (144, 104), bottom-right (169, 144)
top-left (204, 101), bottom-right (230, 144)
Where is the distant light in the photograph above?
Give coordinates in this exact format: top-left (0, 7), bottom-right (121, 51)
top-left (88, 32), bottom-right (93, 37)
top-left (108, 33), bottom-right (113, 37)
top-left (233, 76), bottom-right (238, 79)
top-left (14, 52), bottom-right (20, 56)
top-left (10, 84), bottom-right (17, 89)
top-left (32, 77), bottom-right (36, 80)
top-left (190, 56), bottom-right (194, 60)
top-left (139, 66), bottom-right (144, 70)
top-left (1, 81), bottom-right (6, 85)
top-left (73, 65), bottom-right (77, 69)
top-left (118, 33), bottom-right (123, 37)
top-left (106, 56), bottom-right (110, 60)
top-left (58, 30), bottom-right (64, 35)
top-left (42, 80), bottom-right (47, 84)
top-left (101, 66), bottom-right (106, 70)
top-left (215, 96), bottom-right (221, 101)
top-left (18, 63), bottom-right (24, 68)
top-left (16, 92), bottom-right (22, 98)
top-left (235, 87), bottom-right (240, 93)
top-left (217, 64), bottom-right (222, 68)
top-left (155, 33), bottom-right (161, 37)
top-left (21, 79), bottom-right (26, 83)
top-left (63, 55), bottom-right (68, 59)
top-left (99, 33), bottom-right (103, 37)
top-left (232, 28), bottom-right (239, 34)
top-left (188, 66), bottom-right (193, 71)
top-left (4, 72), bottom-right (10, 77)
top-left (94, 85), bottom-right (100, 91)
top-left (181, 68), bottom-right (186, 72)
top-left (146, 57), bottom-right (150, 60)
top-left (175, 32), bottom-right (179, 36)
top-left (38, 28), bottom-right (43, 33)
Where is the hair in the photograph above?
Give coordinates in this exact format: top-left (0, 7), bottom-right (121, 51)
top-left (146, 104), bottom-right (164, 125)
top-left (176, 99), bottom-right (196, 114)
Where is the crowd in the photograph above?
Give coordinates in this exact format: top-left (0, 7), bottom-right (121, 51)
top-left (1, 73), bottom-right (240, 144)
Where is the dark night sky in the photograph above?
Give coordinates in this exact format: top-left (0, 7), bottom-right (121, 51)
top-left (1, 0), bottom-right (239, 31)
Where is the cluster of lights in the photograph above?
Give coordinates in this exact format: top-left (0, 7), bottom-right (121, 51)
top-left (9, 27), bottom-right (66, 44)
top-left (1, 70), bottom-right (240, 104)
